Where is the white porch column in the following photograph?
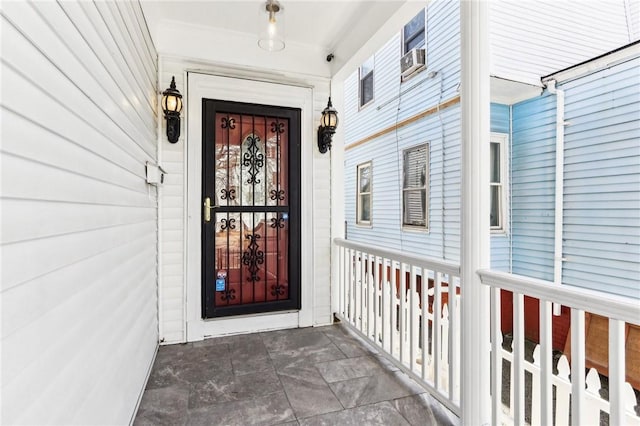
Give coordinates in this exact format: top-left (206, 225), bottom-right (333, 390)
top-left (460, 1), bottom-right (491, 425)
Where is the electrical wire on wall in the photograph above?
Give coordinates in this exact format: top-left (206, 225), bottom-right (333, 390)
top-left (394, 66), bottom-right (405, 252)
top-left (436, 70), bottom-right (446, 260)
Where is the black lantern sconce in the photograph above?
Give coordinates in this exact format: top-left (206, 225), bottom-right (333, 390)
top-left (317, 97), bottom-right (338, 154)
top-left (162, 76), bottom-right (183, 143)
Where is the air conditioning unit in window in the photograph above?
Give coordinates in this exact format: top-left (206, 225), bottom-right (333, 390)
top-left (400, 48), bottom-right (426, 80)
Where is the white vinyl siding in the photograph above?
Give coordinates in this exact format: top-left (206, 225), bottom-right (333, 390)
top-left (403, 144), bottom-right (429, 229)
top-left (1, 1), bottom-right (158, 425)
top-left (356, 162), bottom-right (372, 225)
top-left (490, 1), bottom-right (634, 85)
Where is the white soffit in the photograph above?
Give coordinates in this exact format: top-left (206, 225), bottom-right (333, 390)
top-left (490, 76), bottom-right (543, 105)
top-left (140, 0), bottom-right (407, 76)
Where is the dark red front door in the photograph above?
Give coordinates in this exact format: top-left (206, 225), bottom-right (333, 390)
top-left (202, 100), bottom-right (301, 318)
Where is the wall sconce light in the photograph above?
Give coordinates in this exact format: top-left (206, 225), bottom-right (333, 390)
top-left (162, 76), bottom-right (183, 143)
top-left (317, 97), bottom-right (338, 154)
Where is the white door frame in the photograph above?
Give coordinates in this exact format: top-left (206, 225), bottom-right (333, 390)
top-left (185, 72), bottom-right (314, 341)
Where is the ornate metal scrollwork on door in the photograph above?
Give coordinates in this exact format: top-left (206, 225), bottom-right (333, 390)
top-left (271, 121), bottom-right (285, 134)
top-left (220, 288), bottom-right (236, 301)
top-left (221, 116), bottom-right (236, 129)
top-left (270, 216), bottom-right (285, 229)
top-left (242, 234), bottom-right (265, 283)
top-left (220, 218), bottom-right (236, 231)
top-left (270, 284), bottom-right (285, 297)
top-left (269, 189), bottom-right (285, 201)
top-left (242, 134), bottom-right (264, 185)
top-left (221, 188), bottom-right (236, 201)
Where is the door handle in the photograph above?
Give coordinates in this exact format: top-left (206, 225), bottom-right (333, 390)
top-left (203, 197), bottom-right (216, 222)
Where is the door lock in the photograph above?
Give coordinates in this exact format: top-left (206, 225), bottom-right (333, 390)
top-left (203, 197), bottom-right (216, 222)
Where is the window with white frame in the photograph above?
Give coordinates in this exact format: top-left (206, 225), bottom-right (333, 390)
top-left (356, 162), bottom-right (372, 225)
top-left (403, 8), bottom-right (425, 54)
top-left (359, 56), bottom-right (374, 108)
top-left (402, 144), bottom-right (429, 229)
top-left (490, 133), bottom-right (508, 232)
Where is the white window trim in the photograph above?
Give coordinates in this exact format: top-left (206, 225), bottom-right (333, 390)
top-left (401, 143), bottom-right (429, 232)
top-left (358, 57), bottom-right (375, 110)
top-left (356, 161), bottom-right (373, 227)
top-left (401, 8), bottom-right (426, 56)
top-left (490, 132), bottom-right (509, 234)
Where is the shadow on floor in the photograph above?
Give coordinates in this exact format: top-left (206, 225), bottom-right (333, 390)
top-left (134, 324), bottom-right (460, 426)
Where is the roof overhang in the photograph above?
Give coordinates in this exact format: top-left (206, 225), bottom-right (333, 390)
top-left (542, 40), bottom-right (640, 85)
top-left (490, 76), bottom-right (543, 105)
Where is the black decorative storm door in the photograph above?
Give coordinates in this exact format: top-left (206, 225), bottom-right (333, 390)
top-left (202, 100), bottom-right (301, 318)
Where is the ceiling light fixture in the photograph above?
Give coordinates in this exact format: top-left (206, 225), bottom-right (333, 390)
top-left (258, 0), bottom-right (285, 52)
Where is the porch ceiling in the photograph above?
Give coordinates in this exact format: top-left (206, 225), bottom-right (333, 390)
top-left (141, 0), bottom-right (406, 73)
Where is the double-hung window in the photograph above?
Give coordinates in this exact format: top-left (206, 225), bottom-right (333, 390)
top-left (403, 8), bottom-right (425, 54)
top-left (359, 56), bottom-right (374, 108)
top-left (402, 144), bottom-right (429, 229)
top-left (490, 133), bottom-right (508, 232)
top-left (356, 162), bottom-right (372, 225)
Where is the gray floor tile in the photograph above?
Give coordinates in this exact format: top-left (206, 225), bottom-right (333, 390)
top-left (269, 342), bottom-right (346, 372)
top-left (188, 368), bottom-right (283, 409)
top-left (315, 356), bottom-right (386, 383)
top-left (278, 365), bottom-right (344, 419)
top-left (391, 393), bottom-right (438, 426)
top-left (262, 327), bottom-right (334, 353)
top-left (232, 353), bottom-right (274, 375)
top-left (146, 355), bottom-right (234, 390)
top-left (319, 326), bottom-right (370, 358)
top-left (329, 371), bottom-right (422, 408)
top-left (135, 324), bottom-right (459, 426)
top-left (423, 393), bottom-right (460, 426)
top-left (298, 401), bottom-right (410, 426)
top-left (134, 386), bottom-right (189, 426)
top-left (187, 391), bottom-right (295, 426)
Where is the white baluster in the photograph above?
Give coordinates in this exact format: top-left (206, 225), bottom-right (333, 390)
top-left (570, 309), bottom-right (586, 425)
top-left (400, 263), bottom-right (407, 366)
top-left (585, 368), bottom-right (603, 421)
top-left (624, 382), bottom-right (640, 426)
top-left (434, 272), bottom-right (442, 391)
top-left (555, 355), bottom-right (571, 426)
top-left (531, 345), bottom-right (541, 426)
top-left (411, 270), bottom-right (420, 373)
top-left (442, 304), bottom-right (450, 394)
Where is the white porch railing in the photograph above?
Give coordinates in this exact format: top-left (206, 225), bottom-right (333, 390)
top-left (333, 238), bottom-right (462, 416)
top-left (478, 269), bottom-right (640, 426)
top-left (333, 238), bottom-right (640, 424)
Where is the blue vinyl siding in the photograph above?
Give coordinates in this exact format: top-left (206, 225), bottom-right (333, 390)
top-left (491, 103), bottom-right (511, 271)
top-left (344, 0), bottom-right (461, 262)
top-left (511, 94), bottom-right (556, 281)
top-left (343, 0), bottom-right (515, 268)
top-left (559, 56), bottom-right (640, 299)
top-left (510, 55), bottom-right (640, 298)
top-left (344, 0), bottom-right (460, 145)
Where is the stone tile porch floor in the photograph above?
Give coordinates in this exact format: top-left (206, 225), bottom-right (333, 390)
top-left (134, 323), bottom-right (460, 426)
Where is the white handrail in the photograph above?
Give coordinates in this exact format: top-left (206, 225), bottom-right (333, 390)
top-left (477, 269), bottom-right (640, 325)
top-left (334, 238), bottom-right (461, 277)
